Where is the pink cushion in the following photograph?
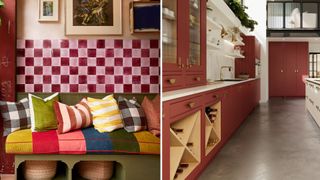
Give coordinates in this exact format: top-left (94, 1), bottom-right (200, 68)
top-left (142, 95), bottom-right (160, 136)
top-left (53, 98), bottom-right (92, 134)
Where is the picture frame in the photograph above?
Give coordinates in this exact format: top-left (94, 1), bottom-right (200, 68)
top-left (66, 0), bottom-right (122, 35)
top-left (38, 0), bottom-right (59, 22)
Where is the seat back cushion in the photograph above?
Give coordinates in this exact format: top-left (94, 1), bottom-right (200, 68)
top-left (118, 96), bottom-right (147, 132)
top-left (29, 93), bottom-right (59, 132)
top-left (87, 95), bottom-right (123, 133)
top-left (53, 98), bottom-right (92, 134)
top-left (0, 98), bottom-right (31, 136)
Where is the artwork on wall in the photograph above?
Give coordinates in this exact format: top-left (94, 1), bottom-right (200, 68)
top-left (66, 0), bottom-right (122, 35)
top-left (38, 0), bottom-right (59, 22)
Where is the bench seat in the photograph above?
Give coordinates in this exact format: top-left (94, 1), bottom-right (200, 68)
top-left (6, 127), bottom-right (160, 155)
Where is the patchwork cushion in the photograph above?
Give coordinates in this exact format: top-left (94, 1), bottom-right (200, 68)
top-left (6, 127), bottom-right (160, 155)
top-left (29, 93), bottom-right (59, 132)
top-left (0, 98), bottom-right (31, 136)
top-left (142, 96), bottom-right (160, 136)
top-left (118, 96), bottom-right (147, 133)
top-left (87, 95), bottom-right (123, 133)
top-left (53, 98), bottom-right (92, 134)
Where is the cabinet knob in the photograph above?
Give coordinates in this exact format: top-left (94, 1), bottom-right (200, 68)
top-left (195, 77), bottom-right (201, 81)
top-left (280, 70), bottom-right (284, 73)
top-left (168, 79), bottom-right (176, 85)
top-left (188, 102), bottom-right (195, 108)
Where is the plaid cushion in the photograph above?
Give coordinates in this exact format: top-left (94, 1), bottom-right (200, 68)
top-left (118, 96), bottom-right (147, 133)
top-left (0, 98), bottom-right (31, 136)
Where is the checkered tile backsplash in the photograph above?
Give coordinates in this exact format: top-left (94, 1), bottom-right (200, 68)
top-left (16, 39), bottom-right (160, 93)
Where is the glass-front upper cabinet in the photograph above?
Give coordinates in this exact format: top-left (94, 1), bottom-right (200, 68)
top-left (188, 0), bottom-right (201, 68)
top-left (162, 0), bottom-right (177, 68)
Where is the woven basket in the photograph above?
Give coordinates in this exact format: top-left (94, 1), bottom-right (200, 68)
top-left (77, 161), bottom-right (114, 180)
top-left (23, 161), bottom-right (57, 180)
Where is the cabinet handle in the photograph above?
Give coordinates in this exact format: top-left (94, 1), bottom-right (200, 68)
top-left (7, 20), bottom-right (11, 34)
top-left (168, 79), bottom-right (176, 85)
top-left (178, 57), bottom-right (183, 68)
top-left (195, 77), bottom-right (201, 81)
top-left (280, 69), bottom-right (283, 73)
top-left (188, 102), bottom-right (195, 108)
top-left (296, 69), bottom-right (299, 73)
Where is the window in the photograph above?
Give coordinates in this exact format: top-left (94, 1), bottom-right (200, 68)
top-left (309, 53), bottom-right (320, 78)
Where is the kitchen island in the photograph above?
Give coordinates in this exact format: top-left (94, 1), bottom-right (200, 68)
top-left (306, 78), bottom-right (320, 126)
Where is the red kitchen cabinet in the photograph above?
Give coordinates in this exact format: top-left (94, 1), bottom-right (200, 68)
top-left (162, 0), bottom-right (206, 91)
top-left (0, 0), bottom-right (16, 174)
top-left (163, 79), bottom-right (261, 179)
top-left (235, 36), bottom-right (261, 78)
top-left (269, 42), bottom-right (308, 97)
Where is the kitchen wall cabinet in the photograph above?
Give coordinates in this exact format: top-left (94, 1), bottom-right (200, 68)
top-left (163, 0), bottom-right (206, 92)
top-left (235, 36), bottom-right (261, 78)
top-left (163, 79), bottom-right (260, 179)
top-left (0, 0), bottom-right (16, 174)
top-left (269, 42), bottom-right (308, 97)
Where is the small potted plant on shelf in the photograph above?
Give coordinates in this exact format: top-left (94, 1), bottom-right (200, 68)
top-left (225, 0), bottom-right (257, 31)
top-left (0, 0), bottom-right (4, 26)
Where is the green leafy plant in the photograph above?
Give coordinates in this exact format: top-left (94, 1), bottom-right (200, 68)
top-left (0, 0), bottom-right (4, 26)
top-left (225, 0), bottom-right (257, 31)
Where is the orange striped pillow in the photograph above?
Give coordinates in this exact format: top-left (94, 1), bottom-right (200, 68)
top-left (53, 98), bottom-right (92, 134)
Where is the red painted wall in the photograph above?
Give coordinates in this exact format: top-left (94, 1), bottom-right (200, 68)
top-left (0, 0), bottom-right (16, 174)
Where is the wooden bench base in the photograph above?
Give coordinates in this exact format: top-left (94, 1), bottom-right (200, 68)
top-left (15, 154), bottom-right (160, 180)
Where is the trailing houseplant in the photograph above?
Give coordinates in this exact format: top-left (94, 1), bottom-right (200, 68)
top-left (225, 0), bottom-right (257, 31)
top-left (0, 0), bottom-right (4, 26)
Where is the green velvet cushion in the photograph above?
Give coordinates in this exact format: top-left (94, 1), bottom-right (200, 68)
top-left (29, 93), bottom-right (59, 132)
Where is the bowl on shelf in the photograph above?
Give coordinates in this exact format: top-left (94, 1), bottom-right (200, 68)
top-left (237, 74), bottom-right (250, 80)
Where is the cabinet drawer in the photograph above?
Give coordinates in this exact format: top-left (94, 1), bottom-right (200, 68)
top-left (185, 74), bottom-right (206, 87)
top-left (203, 90), bottom-right (223, 105)
top-left (169, 96), bottom-right (202, 119)
top-left (163, 75), bottom-right (184, 91)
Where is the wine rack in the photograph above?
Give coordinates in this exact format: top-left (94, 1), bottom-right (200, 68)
top-left (170, 111), bottom-right (201, 180)
top-left (205, 102), bottom-right (221, 156)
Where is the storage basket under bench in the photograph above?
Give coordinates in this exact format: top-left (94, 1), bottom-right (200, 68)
top-left (5, 93), bottom-right (160, 180)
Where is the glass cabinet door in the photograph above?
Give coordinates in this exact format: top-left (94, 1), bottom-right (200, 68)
top-left (162, 0), bottom-right (177, 66)
top-left (188, 0), bottom-right (201, 67)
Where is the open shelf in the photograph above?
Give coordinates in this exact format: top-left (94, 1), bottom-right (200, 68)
top-left (170, 111), bottom-right (201, 180)
top-left (204, 102), bottom-right (222, 156)
top-left (207, 17), bottom-right (222, 30)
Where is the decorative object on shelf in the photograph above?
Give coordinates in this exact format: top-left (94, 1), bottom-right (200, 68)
top-left (225, 0), bottom-right (257, 31)
top-left (130, 1), bottom-right (160, 33)
top-left (0, 0), bottom-right (4, 26)
top-left (38, 0), bottom-right (59, 22)
top-left (220, 25), bottom-right (228, 38)
top-left (66, 0), bottom-right (122, 35)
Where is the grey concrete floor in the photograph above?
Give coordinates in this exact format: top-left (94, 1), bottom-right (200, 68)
top-left (200, 98), bottom-right (320, 180)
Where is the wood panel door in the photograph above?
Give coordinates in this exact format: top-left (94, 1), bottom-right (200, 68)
top-left (296, 42), bottom-right (308, 96)
top-left (0, 0), bottom-right (16, 174)
top-left (284, 43), bottom-right (298, 97)
top-left (269, 42), bottom-right (285, 97)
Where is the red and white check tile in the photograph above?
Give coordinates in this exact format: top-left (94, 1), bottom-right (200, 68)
top-left (17, 39), bottom-right (160, 93)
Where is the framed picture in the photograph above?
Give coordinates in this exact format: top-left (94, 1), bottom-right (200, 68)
top-left (38, 0), bottom-right (59, 22)
top-left (66, 0), bottom-right (122, 35)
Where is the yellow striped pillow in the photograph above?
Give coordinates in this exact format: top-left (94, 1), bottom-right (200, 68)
top-left (87, 95), bottom-right (123, 132)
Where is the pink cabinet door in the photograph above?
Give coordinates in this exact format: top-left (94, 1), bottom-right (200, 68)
top-left (0, 0), bottom-right (16, 174)
top-left (284, 43), bottom-right (298, 96)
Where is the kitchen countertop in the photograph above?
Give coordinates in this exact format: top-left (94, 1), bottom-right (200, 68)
top-left (163, 78), bottom-right (260, 102)
top-left (306, 78), bottom-right (320, 85)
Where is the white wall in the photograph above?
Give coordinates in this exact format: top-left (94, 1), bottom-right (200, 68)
top-left (207, 41), bottom-right (235, 81)
top-left (17, 0), bottom-right (159, 39)
top-left (244, 0), bottom-right (268, 102)
top-left (309, 43), bottom-right (320, 52)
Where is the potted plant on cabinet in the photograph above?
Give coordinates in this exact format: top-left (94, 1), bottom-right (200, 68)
top-left (225, 0), bottom-right (257, 31)
top-left (0, 0), bottom-right (4, 26)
